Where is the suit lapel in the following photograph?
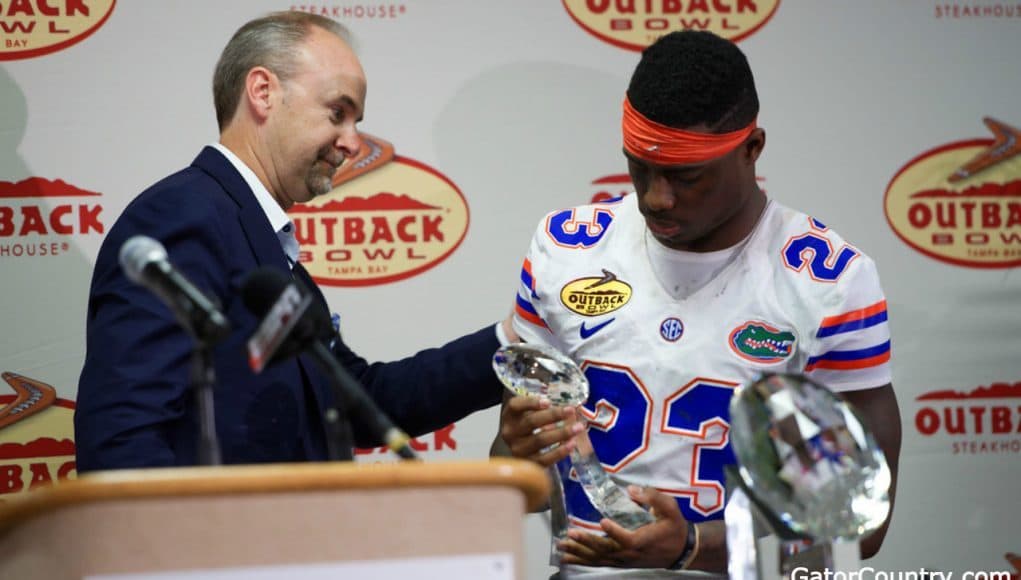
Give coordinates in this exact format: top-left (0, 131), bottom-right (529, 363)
top-left (192, 147), bottom-right (331, 455)
top-left (191, 146), bottom-right (290, 273)
top-left (292, 261), bottom-right (331, 317)
top-left (291, 260), bottom-right (336, 451)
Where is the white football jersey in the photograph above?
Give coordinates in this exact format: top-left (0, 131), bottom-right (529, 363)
top-left (512, 194), bottom-right (892, 540)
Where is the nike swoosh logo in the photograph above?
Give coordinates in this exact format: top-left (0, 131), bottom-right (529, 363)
top-left (579, 318), bottom-right (615, 339)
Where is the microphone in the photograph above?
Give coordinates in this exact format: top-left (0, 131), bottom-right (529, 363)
top-left (119, 235), bottom-right (231, 343)
top-left (240, 266), bottom-right (418, 461)
top-left (245, 277), bottom-right (316, 373)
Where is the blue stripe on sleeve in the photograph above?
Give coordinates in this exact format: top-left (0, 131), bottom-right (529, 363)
top-left (516, 293), bottom-right (539, 316)
top-left (806, 340), bottom-right (891, 365)
top-left (816, 310), bottom-right (888, 338)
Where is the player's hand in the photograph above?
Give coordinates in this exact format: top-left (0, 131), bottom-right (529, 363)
top-left (558, 486), bottom-right (688, 569)
top-left (499, 395), bottom-right (584, 467)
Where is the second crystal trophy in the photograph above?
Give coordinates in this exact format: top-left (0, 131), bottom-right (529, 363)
top-left (727, 372), bottom-right (892, 576)
top-left (493, 343), bottom-right (655, 530)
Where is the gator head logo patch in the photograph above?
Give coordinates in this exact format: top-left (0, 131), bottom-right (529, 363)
top-left (729, 321), bottom-right (796, 364)
top-left (560, 269), bottom-right (632, 316)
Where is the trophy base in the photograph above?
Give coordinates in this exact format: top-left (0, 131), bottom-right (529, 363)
top-left (785, 541), bottom-right (861, 576)
top-left (725, 469), bottom-right (862, 580)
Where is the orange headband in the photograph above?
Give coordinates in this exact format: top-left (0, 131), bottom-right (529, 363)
top-left (622, 95), bottom-right (756, 165)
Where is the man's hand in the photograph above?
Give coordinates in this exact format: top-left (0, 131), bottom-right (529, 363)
top-left (498, 395), bottom-right (584, 467)
top-left (559, 486), bottom-right (688, 569)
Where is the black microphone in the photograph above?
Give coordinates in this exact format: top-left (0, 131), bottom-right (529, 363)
top-left (240, 266), bottom-right (418, 461)
top-left (244, 276), bottom-right (318, 373)
top-left (119, 235), bottom-right (231, 343)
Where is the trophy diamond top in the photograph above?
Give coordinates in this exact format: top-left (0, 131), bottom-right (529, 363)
top-left (492, 343), bottom-right (589, 407)
top-left (729, 373), bottom-right (891, 542)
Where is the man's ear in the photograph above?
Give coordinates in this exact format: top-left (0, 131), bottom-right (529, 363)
top-left (744, 127), bottom-right (766, 165)
top-left (244, 66), bottom-right (277, 122)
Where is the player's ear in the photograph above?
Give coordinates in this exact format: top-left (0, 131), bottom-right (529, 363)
top-left (742, 128), bottom-right (765, 165)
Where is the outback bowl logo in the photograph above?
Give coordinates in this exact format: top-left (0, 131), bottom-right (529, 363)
top-left (0, 373), bottom-right (76, 498)
top-left (728, 320), bottom-right (795, 364)
top-left (0, 0), bottom-right (115, 61)
top-left (560, 269), bottom-right (632, 316)
top-left (562, 0), bottom-right (780, 51)
top-left (291, 134), bottom-right (469, 286)
top-left (0, 177), bottom-right (105, 259)
top-left (914, 381), bottom-right (1021, 455)
top-left (884, 117), bottom-right (1021, 268)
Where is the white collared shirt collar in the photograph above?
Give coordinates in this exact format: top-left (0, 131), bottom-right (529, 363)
top-left (209, 142), bottom-right (299, 265)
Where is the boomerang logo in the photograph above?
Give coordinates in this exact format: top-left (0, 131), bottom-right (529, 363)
top-left (331, 133), bottom-right (395, 187)
top-left (0, 372), bottom-right (57, 430)
top-left (884, 117), bottom-right (1021, 269)
top-left (949, 118), bottom-right (1021, 182)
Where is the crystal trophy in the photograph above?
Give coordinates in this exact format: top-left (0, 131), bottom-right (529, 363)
top-left (493, 343), bottom-right (655, 531)
top-left (726, 373), bottom-right (892, 577)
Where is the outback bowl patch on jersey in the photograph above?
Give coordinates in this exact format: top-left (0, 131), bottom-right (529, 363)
top-left (560, 269), bottom-right (633, 316)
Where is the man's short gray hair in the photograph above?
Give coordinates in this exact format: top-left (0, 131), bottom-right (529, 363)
top-left (212, 11), bottom-right (351, 130)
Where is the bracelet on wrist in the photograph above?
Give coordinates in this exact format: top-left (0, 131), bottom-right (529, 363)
top-left (668, 521), bottom-right (700, 570)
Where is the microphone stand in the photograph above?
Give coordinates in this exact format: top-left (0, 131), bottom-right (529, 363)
top-left (191, 338), bottom-right (222, 466)
top-left (322, 389), bottom-right (355, 462)
top-left (184, 303), bottom-right (231, 467)
top-left (309, 341), bottom-right (419, 461)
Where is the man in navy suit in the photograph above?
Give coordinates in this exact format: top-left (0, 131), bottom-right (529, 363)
top-left (75, 11), bottom-right (507, 471)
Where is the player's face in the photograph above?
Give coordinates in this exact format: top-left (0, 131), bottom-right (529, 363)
top-left (628, 128), bottom-right (765, 252)
top-left (265, 27), bottom-right (366, 209)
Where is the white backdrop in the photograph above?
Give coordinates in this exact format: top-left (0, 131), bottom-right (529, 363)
top-left (1, 1), bottom-right (1019, 578)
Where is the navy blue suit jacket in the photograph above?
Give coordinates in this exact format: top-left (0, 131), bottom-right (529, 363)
top-left (75, 147), bottom-right (503, 471)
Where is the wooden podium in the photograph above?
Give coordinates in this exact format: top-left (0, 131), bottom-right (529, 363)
top-left (0, 459), bottom-right (549, 580)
